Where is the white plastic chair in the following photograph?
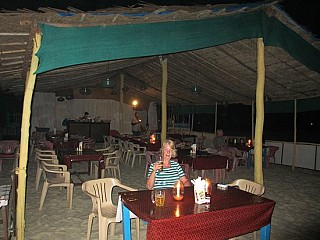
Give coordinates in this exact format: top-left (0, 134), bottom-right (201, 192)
top-left (127, 142), bottom-right (146, 168)
top-left (34, 151), bottom-right (59, 191)
top-left (92, 146), bottom-right (116, 177)
top-left (144, 151), bottom-right (160, 178)
top-left (39, 161), bottom-right (74, 211)
top-left (82, 178), bottom-right (139, 240)
top-left (228, 179), bottom-right (265, 240)
top-left (228, 178), bottom-right (265, 196)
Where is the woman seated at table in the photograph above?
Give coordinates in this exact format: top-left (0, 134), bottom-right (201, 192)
top-left (146, 139), bottom-right (191, 190)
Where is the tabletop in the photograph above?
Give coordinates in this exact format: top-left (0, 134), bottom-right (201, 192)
top-left (176, 149), bottom-right (230, 170)
top-left (121, 186), bottom-right (275, 240)
top-left (59, 148), bottom-right (103, 169)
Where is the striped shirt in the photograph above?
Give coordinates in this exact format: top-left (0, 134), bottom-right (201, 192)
top-left (148, 160), bottom-right (185, 190)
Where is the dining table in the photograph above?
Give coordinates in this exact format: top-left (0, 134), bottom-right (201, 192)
top-left (176, 149), bottom-right (231, 182)
top-left (58, 148), bottom-right (104, 185)
top-left (121, 186), bottom-right (276, 240)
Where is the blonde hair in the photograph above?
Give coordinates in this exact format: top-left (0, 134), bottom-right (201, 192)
top-left (160, 139), bottom-right (177, 158)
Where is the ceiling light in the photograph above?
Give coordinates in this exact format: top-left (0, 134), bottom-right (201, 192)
top-left (101, 77), bottom-right (115, 88)
top-left (79, 86), bottom-right (91, 95)
top-left (191, 85), bottom-right (202, 94)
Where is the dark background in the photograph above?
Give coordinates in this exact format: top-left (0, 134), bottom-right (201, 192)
top-left (1, 0), bottom-right (319, 36)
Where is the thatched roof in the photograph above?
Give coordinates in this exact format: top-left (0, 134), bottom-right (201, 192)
top-left (0, 2), bottom-right (319, 108)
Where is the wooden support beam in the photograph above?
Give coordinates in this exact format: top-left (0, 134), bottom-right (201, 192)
top-left (16, 32), bottom-right (41, 240)
top-left (254, 38), bottom-right (265, 185)
top-left (160, 56), bottom-right (167, 145)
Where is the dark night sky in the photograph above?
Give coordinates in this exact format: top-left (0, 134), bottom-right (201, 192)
top-left (1, 0), bottom-right (319, 37)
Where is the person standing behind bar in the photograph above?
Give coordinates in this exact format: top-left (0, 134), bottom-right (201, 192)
top-left (131, 111), bottom-right (142, 136)
top-left (80, 112), bottom-right (90, 121)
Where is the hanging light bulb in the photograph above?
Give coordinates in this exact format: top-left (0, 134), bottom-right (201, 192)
top-left (79, 70), bottom-right (91, 95)
top-left (101, 61), bottom-right (115, 88)
top-left (79, 86), bottom-right (91, 95)
top-left (191, 85), bottom-right (202, 94)
top-left (101, 77), bottom-right (115, 88)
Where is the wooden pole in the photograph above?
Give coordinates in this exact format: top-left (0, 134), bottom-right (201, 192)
top-left (16, 32), bottom-right (41, 240)
top-left (251, 100), bottom-right (255, 140)
top-left (254, 38), bottom-right (265, 185)
top-left (191, 105), bottom-right (194, 132)
top-left (292, 99), bottom-right (297, 170)
top-left (214, 101), bottom-right (218, 133)
top-left (120, 73), bottom-right (124, 134)
top-left (160, 56), bottom-right (168, 144)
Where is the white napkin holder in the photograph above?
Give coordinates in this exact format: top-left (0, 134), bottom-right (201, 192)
top-left (78, 141), bottom-right (83, 152)
top-left (191, 144), bottom-right (197, 154)
top-left (192, 177), bottom-right (207, 204)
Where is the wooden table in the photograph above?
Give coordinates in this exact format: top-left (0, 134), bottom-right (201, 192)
top-left (176, 149), bottom-right (231, 182)
top-left (59, 149), bottom-right (103, 184)
top-left (121, 186), bottom-right (275, 240)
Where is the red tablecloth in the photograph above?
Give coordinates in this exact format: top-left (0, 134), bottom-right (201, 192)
top-left (121, 186), bottom-right (275, 240)
top-left (176, 154), bottom-right (231, 171)
top-left (192, 155), bottom-right (230, 170)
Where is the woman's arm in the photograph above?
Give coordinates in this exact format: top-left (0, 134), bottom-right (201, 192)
top-left (180, 176), bottom-right (192, 187)
top-left (146, 162), bottom-right (162, 190)
top-left (146, 170), bottom-right (156, 190)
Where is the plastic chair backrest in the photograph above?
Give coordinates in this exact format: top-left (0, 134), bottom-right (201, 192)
top-left (82, 178), bottom-right (130, 211)
top-left (0, 140), bottom-right (19, 154)
top-left (268, 146), bottom-right (279, 158)
top-left (228, 179), bottom-right (265, 196)
top-left (105, 150), bottom-right (122, 165)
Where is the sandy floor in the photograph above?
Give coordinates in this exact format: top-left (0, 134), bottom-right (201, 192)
top-left (1, 150), bottom-right (320, 240)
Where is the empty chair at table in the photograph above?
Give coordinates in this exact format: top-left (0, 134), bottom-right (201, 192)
top-left (266, 145), bottom-right (279, 167)
top-left (82, 178), bottom-right (139, 240)
top-left (39, 161), bottom-right (74, 211)
top-left (102, 135), bottom-right (111, 148)
top-left (0, 140), bottom-right (19, 172)
top-left (127, 142), bottom-right (146, 168)
top-left (144, 151), bottom-right (160, 178)
top-left (94, 150), bottom-right (122, 180)
top-left (34, 149), bottom-right (59, 190)
top-left (92, 145), bottom-right (117, 177)
top-left (228, 178), bottom-right (265, 240)
top-left (83, 138), bottom-right (96, 149)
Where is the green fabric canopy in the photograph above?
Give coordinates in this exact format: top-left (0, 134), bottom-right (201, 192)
top-left (36, 9), bottom-right (320, 74)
